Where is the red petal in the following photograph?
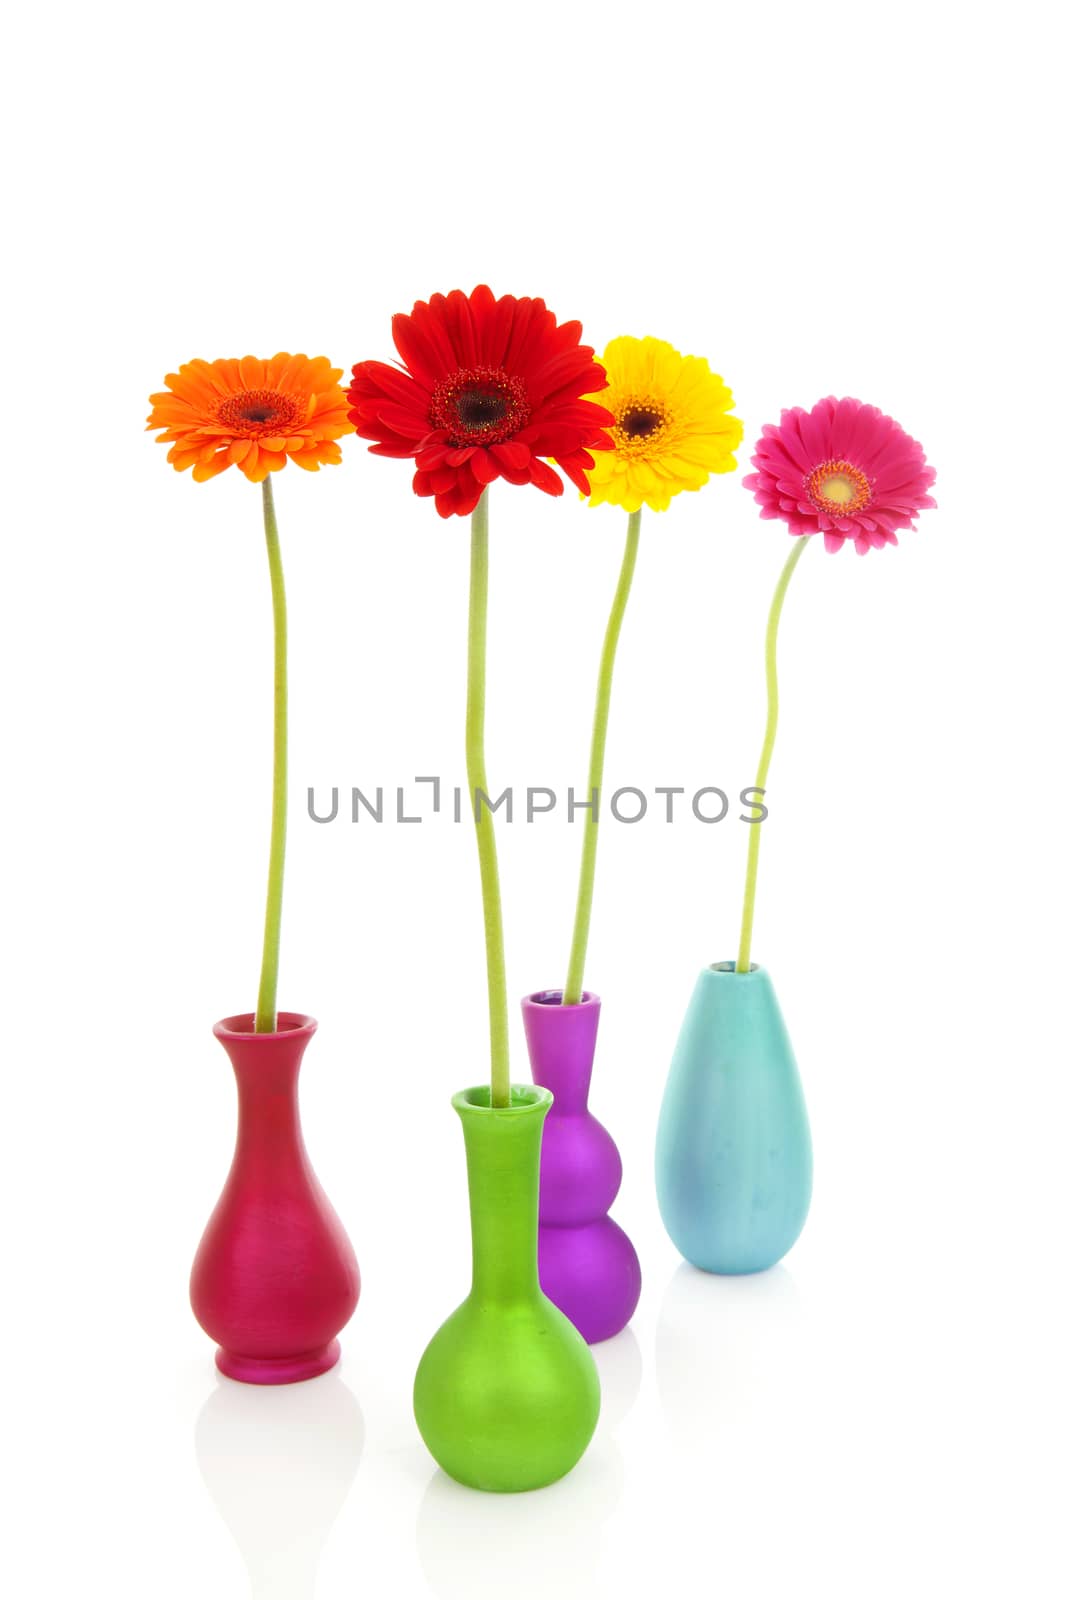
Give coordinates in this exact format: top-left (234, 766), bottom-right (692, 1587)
top-left (393, 306), bottom-right (456, 382)
top-left (445, 289), bottom-right (478, 365)
top-left (349, 359), bottom-right (429, 408)
top-left (376, 402), bottom-right (432, 439)
top-left (469, 447), bottom-right (498, 485)
top-left (529, 457), bottom-right (564, 495)
top-left (491, 440), bottom-right (531, 470)
top-left (556, 453), bottom-right (591, 494)
top-left (453, 483), bottom-right (484, 516)
top-left (369, 440), bottom-right (416, 459)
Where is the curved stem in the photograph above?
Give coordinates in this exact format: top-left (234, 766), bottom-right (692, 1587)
top-left (563, 509), bottom-right (642, 1005)
top-left (466, 491), bottom-right (510, 1105)
top-left (254, 476), bottom-right (288, 1032)
top-left (735, 534), bottom-right (811, 974)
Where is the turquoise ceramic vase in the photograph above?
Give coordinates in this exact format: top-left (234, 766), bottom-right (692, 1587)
top-left (413, 1085), bottom-right (601, 1493)
top-left (655, 962), bottom-right (812, 1273)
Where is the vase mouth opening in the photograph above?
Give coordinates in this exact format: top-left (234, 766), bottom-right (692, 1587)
top-left (523, 989), bottom-right (600, 1009)
top-left (710, 962), bottom-right (762, 976)
top-left (214, 1011), bottom-right (317, 1040)
top-left (452, 1083), bottom-right (553, 1116)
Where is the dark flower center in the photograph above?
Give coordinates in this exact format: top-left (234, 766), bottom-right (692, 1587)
top-left (216, 389), bottom-right (303, 434)
top-left (619, 406), bottom-right (663, 439)
top-left (429, 367), bottom-right (531, 447)
top-left (459, 390), bottom-right (508, 428)
top-left (612, 398), bottom-right (671, 457)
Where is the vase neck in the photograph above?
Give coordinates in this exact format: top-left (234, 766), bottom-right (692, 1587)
top-left (215, 1030), bottom-right (312, 1164)
top-left (458, 1094), bottom-right (548, 1303)
top-left (521, 994), bottom-right (601, 1114)
top-left (234, 1061), bottom-right (303, 1153)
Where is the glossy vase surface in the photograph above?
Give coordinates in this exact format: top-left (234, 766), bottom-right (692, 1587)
top-left (413, 1084), bottom-right (601, 1493)
top-left (190, 1013), bottom-right (360, 1384)
top-left (656, 964), bottom-right (812, 1274)
top-left (522, 990), bottom-right (641, 1343)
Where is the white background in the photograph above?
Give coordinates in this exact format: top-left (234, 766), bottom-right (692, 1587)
top-left (3, 1), bottom-right (1064, 1596)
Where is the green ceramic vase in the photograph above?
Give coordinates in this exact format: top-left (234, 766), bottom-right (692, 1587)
top-left (413, 1084), bottom-right (601, 1492)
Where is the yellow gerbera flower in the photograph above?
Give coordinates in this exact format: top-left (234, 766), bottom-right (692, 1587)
top-left (585, 335), bottom-right (742, 512)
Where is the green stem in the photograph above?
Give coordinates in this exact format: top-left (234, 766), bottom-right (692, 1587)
top-left (735, 534), bottom-right (811, 974)
top-left (466, 491), bottom-right (510, 1106)
top-left (563, 509), bottom-right (642, 1005)
top-left (254, 476), bottom-right (288, 1032)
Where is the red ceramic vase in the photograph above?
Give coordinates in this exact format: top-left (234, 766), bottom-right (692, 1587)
top-left (190, 1013), bottom-right (360, 1384)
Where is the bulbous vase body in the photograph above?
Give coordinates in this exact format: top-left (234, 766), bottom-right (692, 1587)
top-left (522, 991), bottom-right (641, 1343)
top-left (190, 1013), bottom-right (360, 1383)
top-left (656, 965), bottom-right (812, 1274)
top-left (413, 1084), bottom-right (601, 1493)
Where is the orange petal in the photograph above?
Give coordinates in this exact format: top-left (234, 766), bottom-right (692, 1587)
top-left (241, 448), bottom-right (286, 482)
top-left (162, 372), bottom-right (212, 407)
top-left (211, 359), bottom-right (243, 393)
top-left (239, 355), bottom-right (265, 389)
top-left (267, 353), bottom-right (301, 387)
top-left (192, 453), bottom-right (230, 482)
top-left (306, 357), bottom-right (335, 388)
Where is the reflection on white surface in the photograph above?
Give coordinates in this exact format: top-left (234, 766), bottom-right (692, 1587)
top-left (656, 1262), bottom-right (806, 1442)
top-left (416, 1440), bottom-right (624, 1600)
top-left (195, 1369), bottom-right (364, 1600)
top-left (591, 1325), bottom-right (642, 1431)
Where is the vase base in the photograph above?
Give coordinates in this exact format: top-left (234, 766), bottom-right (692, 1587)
top-left (215, 1339), bottom-right (341, 1386)
top-left (685, 1255), bottom-right (782, 1276)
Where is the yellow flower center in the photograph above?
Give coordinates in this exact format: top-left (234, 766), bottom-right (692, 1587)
top-left (216, 389), bottom-right (303, 435)
top-left (805, 459), bottom-right (872, 515)
top-left (613, 398), bottom-right (671, 456)
top-left (429, 366), bottom-right (531, 446)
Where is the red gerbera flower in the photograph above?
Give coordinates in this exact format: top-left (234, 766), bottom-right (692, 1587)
top-left (348, 285), bottom-right (615, 518)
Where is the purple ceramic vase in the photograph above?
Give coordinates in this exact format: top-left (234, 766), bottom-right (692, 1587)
top-left (522, 990), bottom-right (641, 1343)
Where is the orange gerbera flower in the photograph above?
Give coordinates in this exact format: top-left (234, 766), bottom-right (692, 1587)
top-left (146, 354), bottom-right (355, 483)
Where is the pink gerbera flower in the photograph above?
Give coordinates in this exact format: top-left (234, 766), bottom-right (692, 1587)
top-left (743, 396), bottom-right (937, 555)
